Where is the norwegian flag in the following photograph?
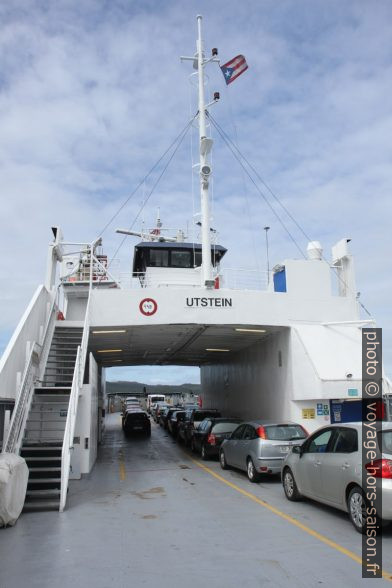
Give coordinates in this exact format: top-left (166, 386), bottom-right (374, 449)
top-left (220, 54), bottom-right (248, 85)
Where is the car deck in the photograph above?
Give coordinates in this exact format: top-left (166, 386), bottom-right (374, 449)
top-left (1, 413), bottom-right (392, 587)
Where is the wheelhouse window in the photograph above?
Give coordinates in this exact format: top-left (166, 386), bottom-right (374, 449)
top-left (171, 250), bottom-right (192, 268)
top-left (149, 249), bottom-right (169, 267)
top-left (194, 251), bottom-right (202, 267)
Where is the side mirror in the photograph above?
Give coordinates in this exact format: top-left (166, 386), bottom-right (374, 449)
top-left (292, 445), bottom-right (303, 455)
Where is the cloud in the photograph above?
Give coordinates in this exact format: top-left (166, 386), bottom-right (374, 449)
top-left (1, 0), bottom-right (391, 380)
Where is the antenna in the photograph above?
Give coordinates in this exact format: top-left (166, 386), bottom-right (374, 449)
top-left (264, 226), bottom-right (270, 284)
top-left (181, 15), bottom-right (220, 288)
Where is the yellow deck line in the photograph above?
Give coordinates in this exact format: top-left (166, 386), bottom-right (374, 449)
top-left (118, 450), bottom-right (126, 481)
top-left (191, 458), bottom-right (392, 582)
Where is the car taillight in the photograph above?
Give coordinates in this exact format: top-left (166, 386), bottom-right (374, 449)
top-left (256, 426), bottom-right (267, 439)
top-left (366, 459), bottom-right (392, 479)
top-left (207, 434), bottom-right (216, 445)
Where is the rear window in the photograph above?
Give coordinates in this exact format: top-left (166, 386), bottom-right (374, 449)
top-left (264, 425), bottom-right (307, 441)
top-left (127, 413), bottom-right (148, 422)
top-left (380, 430), bottom-right (392, 455)
top-left (212, 422), bottom-right (240, 434)
top-left (193, 411), bottom-right (221, 423)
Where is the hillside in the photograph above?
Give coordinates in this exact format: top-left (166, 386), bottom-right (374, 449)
top-left (106, 381), bottom-right (201, 396)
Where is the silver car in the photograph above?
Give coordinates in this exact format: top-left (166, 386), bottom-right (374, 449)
top-left (219, 421), bottom-right (308, 482)
top-left (282, 422), bottom-right (392, 533)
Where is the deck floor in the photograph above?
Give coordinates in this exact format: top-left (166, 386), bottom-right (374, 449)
top-left (1, 413), bottom-right (392, 587)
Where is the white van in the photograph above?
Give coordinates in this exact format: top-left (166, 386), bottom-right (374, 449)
top-left (147, 394), bottom-right (165, 414)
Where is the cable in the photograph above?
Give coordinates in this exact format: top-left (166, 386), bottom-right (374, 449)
top-left (209, 113), bottom-right (373, 316)
top-left (97, 116), bottom-right (197, 239)
top-left (208, 114), bottom-right (307, 259)
top-left (105, 119), bottom-right (193, 272)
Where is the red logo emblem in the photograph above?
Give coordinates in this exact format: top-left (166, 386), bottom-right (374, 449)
top-left (139, 298), bottom-right (158, 316)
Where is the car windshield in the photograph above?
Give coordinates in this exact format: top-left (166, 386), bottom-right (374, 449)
top-left (212, 422), bottom-right (240, 434)
top-left (263, 425), bottom-right (307, 441)
top-left (380, 430), bottom-right (392, 455)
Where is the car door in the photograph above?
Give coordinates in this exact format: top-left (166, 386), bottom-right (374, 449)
top-left (319, 427), bottom-right (359, 506)
top-left (193, 420), bottom-right (209, 451)
top-left (296, 428), bottom-right (336, 499)
top-left (225, 424), bottom-right (246, 467)
top-left (236, 425), bottom-right (257, 472)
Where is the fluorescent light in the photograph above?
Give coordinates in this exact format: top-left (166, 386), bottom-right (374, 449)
top-left (235, 328), bottom-right (266, 333)
top-left (92, 330), bottom-right (126, 334)
top-left (111, 360), bottom-right (123, 363)
top-left (97, 349), bottom-right (123, 353)
top-left (206, 348), bottom-right (230, 352)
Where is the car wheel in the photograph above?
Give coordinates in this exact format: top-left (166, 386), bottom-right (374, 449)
top-left (220, 450), bottom-right (228, 470)
top-left (201, 444), bottom-right (208, 461)
top-left (348, 486), bottom-right (366, 534)
top-left (247, 458), bottom-right (261, 483)
top-left (283, 468), bottom-right (302, 501)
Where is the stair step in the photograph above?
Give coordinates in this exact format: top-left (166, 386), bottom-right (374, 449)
top-left (23, 500), bottom-right (60, 511)
top-left (23, 457), bottom-right (62, 466)
top-left (24, 428), bottom-right (65, 433)
top-left (32, 396), bottom-right (70, 402)
top-left (21, 445), bottom-right (62, 451)
top-left (26, 488), bottom-right (61, 497)
top-left (28, 478), bottom-right (61, 484)
top-left (29, 467), bottom-right (61, 473)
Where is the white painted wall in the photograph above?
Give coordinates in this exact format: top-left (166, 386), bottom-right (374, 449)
top-left (65, 296), bottom-right (88, 321)
top-left (0, 285), bottom-right (52, 401)
top-left (72, 353), bottom-right (99, 475)
top-left (201, 329), bottom-right (292, 421)
top-left (201, 324), bottom-right (366, 433)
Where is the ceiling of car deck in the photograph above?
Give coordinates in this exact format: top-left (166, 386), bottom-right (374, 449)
top-left (88, 324), bottom-right (285, 367)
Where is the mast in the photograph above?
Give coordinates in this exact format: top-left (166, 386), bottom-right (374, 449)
top-left (181, 15), bottom-right (220, 288)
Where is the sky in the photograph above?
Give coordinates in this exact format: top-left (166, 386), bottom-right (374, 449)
top-left (0, 0), bottom-right (391, 384)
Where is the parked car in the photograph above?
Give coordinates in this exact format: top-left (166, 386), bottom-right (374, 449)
top-left (191, 418), bottom-right (242, 459)
top-left (282, 422), bottom-right (392, 533)
top-left (219, 421), bottom-right (308, 482)
top-left (178, 408), bottom-right (222, 446)
top-left (122, 410), bottom-right (151, 437)
top-left (160, 406), bottom-right (183, 430)
top-left (152, 402), bottom-right (169, 423)
top-left (168, 410), bottom-right (186, 438)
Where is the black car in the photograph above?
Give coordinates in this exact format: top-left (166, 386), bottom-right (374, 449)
top-left (167, 410), bottom-right (186, 437)
top-left (191, 417), bottom-right (242, 459)
top-left (178, 408), bottom-right (222, 446)
top-left (160, 406), bottom-right (183, 430)
top-left (123, 410), bottom-right (151, 437)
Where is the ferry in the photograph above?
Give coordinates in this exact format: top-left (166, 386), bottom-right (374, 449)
top-left (1, 17), bottom-right (392, 585)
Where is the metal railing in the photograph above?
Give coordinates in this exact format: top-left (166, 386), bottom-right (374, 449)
top-left (2, 343), bottom-right (40, 454)
top-left (117, 267), bottom-right (269, 290)
top-left (59, 295), bottom-right (91, 512)
top-left (2, 294), bottom-right (58, 455)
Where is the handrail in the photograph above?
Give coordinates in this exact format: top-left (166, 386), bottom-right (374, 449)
top-left (2, 293), bottom-right (58, 455)
top-left (59, 294), bottom-right (91, 512)
top-left (2, 343), bottom-right (40, 454)
top-left (38, 292), bottom-right (59, 381)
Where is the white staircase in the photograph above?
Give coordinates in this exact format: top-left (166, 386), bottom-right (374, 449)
top-left (20, 327), bottom-right (83, 511)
